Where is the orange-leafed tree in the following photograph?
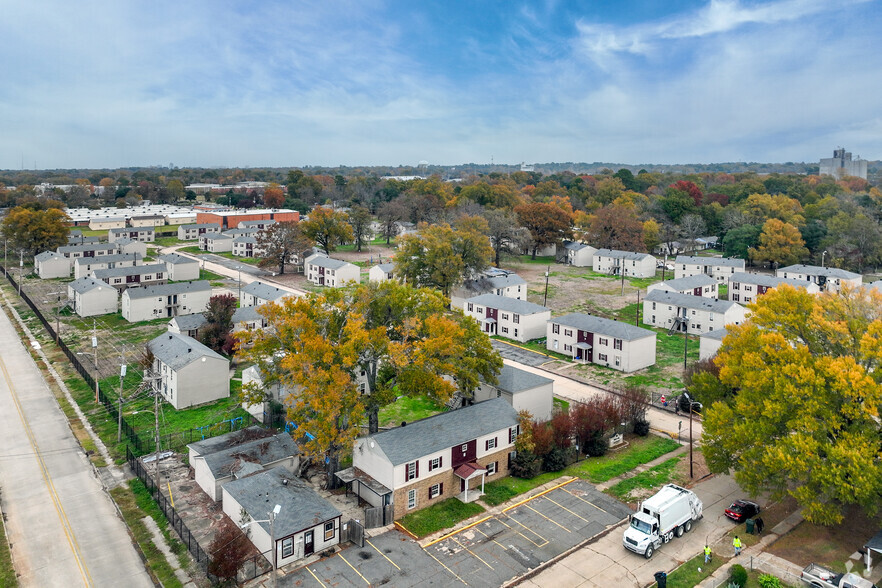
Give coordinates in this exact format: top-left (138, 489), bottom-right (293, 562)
top-left (263, 184), bottom-right (285, 208)
top-left (514, 202), bottom-right (573, 259)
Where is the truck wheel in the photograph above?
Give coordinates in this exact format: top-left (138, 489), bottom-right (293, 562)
top-left (676, 525), bottom-right (684, 538)
top-left (684, 520), bottom-right (693, 533)
top-left (644, 546), bottom-right (654, 559)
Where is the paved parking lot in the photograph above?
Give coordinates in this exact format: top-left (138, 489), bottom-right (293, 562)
top-left (279, 479), bottom-right (631, 587)
top-left (491, 340), bottom-right (554, 367)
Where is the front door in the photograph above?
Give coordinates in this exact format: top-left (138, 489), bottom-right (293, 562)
top-left (304, 530), bottom-right (314, 556)
top-left (461, 478), bottom-right (466, 492)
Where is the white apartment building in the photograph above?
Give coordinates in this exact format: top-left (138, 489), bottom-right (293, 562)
top-left (593, 249), bottom-right (657, 278)
top-left (305, 256), bottom-right (360, 287)
top-left (775, 264), bottom-right (862, 293)
top-left (647, 274), bottom-right (717, 299)
top-left (643, 290), bottom-right (748, 334)
top-left (463, 294), bottom-right (550, 343)
top-left (674, 255), bottom-right (745, 282)
top-left (546, 313), bottom-right (656, 373)
top-left (728, 272), bottom-right (821, 304)
top-left (121, 280), bottom-right (212, 322)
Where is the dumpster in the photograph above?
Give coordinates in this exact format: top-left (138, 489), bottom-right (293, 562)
top-left (654, 571), bottom-right (667, 588)
top-left (746, 518), bottom-right (755, 534)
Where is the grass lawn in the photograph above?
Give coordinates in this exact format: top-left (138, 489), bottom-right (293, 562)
top-left (111, 480), bottom-right (185, 588)
top-left (553, 396), bottom-right (570, 412)
top-left (397, 499), bottom-right (485, 538)
top-left (379, 395), bottom-right (443, 428)
top-left (177, 246), bottom-right (202, 255)
top-left (0, 514), bottom-right (15, 588)
top-left (482, 436), bottom-right (681, 506)
top-left (510, 254), bottom-right (557, 266)
top-left (665, 551), bottom-right (728, 588)
top-left (606, 456), bottom-right (683, 502)
top-left (154, 236), bottom-right (185, 247)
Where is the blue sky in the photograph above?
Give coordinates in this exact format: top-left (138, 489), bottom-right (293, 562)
top-left (1, 0), bottom-right (880, 169)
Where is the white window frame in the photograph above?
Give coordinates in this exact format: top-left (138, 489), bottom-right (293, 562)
top-left (429, 484), bottom-right (441, 499)
top-left (407, 488), bottom-right (417, 509)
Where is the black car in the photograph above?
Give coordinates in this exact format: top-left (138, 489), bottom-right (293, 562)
top-left (725, 499), bottom-right (761, 522)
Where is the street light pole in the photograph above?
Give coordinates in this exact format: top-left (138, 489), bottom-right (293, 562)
top-left (18, 250), bottom-right (23, 296)
top-left (242, 505), bottom-right (282, 588)
top-left (237, 266), bottom-right (242, 302)
top-left (683, 318), bottom-right (689, 368)
top-left (117, 348), bottom-right (126, 442)
top-left (822, 250), bottom-right (827, 268)
top-left (689, 402), bottom-right (694, 479)
top-left (543, 266), bottom-right (549, 306)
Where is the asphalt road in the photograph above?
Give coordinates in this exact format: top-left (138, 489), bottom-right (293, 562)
top-left (0, 300), bottom-right (152, 587)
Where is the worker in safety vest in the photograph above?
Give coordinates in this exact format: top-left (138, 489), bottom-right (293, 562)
top-left (704, 544), bottom-right (712, 563)
top-left (733, 535), bottom-right (742, 556)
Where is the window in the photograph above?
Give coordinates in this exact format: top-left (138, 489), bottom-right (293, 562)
top-left (513, 329), bottom-right (518, 338)
top-left (406, 461), bottom-right (418, 481)
top-left (614, 339), bottom-right (622, 350)
top-left (477, 307), bottom-right (483, 314)
top-left (552, 323), bottom-right (559, 334)
top-left (709, 314), bottom-right (714, 321)
top-left (599, 353), bottom-right (607, 361)
top-left (513, 314), bottom-right (519, 324)
top-left (652, 302), bottom-right (656, 310)
top-left (467, 303), bottom-right (473, 312)
top-left (599, 337), bottom-right (608, 346)
top-left (486, 438), bottom-right (497, 450)
top-left (429, 483), bottom-right (442, 499)
top-left (615, 356), bottom-right (621, 366)
top-left (510, 427), bottom-right (518, 444)
top-left (282, 537), bottom-right (293, 557)
top-left (501, 326), bottom-right (508, 334)
top-left (564, 329), bottom-right (572, 337)
top-left (733, 294), bottom-right (739, 301)
top-left (691, 310), bottom-right (696, 315)
top-left (564, 344), bottom-right (572, 352)
top-left (429, 456), bottom-right (442, 471)
top-left (408, 489), bottom-right (417, 509)
top-left (553, 339), bottom-right (559, 350)
top-left (652, 315), bottom-right (655, 322)
top-left (487, 461), bottom-right (498, 475)
top-left (501, 313), bottom-right (509, 321)
top-left (324, 521), bottom-right (335, 541)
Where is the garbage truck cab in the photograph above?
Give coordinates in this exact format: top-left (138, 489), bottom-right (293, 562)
top-left (623, 484), bottom-right (703, 559)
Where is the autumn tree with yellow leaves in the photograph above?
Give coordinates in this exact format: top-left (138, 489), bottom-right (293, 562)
top-left (237, 281), bottom-right (502, 487)
top-left (692, 285), bottom-right (882, 525)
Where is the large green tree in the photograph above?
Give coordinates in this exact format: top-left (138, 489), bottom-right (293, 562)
top-left (301, 207), bottom-right (353, 254)
top-left (237, 282), bottom-right (502, 485)
top-left (693, 285), bottom-right (882, 525)
top-left (2, 205), bottom-right (70, 256)
top-left (347, 205), bottom-right (373, 252)
top-left (394, 219), bottom-right (493, 296)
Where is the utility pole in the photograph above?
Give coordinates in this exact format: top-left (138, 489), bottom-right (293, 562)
top-left (683, 318), bottom-right (689, 368)
top-left (689, 401), bottom-right (694, 479)
top-left (543, 266), bottom-right (550, 306)
top-left (92, 320), bottom-right (98, 369)
top-left (154, 384), bottom-right (161, 486)
top-left (620, 262), bottom-right (625, 296)
top-left (18, 250), bottom-right (23, 296)
top-left (635, 290), bottom-right (640, 326)
top-left (117, 347), bottom-right (126, 443)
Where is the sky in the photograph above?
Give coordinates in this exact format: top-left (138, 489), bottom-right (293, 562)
top-left (1, 0), bottom-right (881, 169)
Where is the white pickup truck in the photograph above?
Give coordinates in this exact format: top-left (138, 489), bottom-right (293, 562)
top-left (801, 563), bottom-right (878, 588)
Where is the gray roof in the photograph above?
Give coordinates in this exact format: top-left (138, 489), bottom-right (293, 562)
top-left (460, 272), bottom-right (526, 295)
top-left (147, 331), bottom-right (227, 370)
top-left (777, 264), bottom-right (862, 280)
top-left (68, 235), bottom-right (100, 244)
top-left (75, 253), bottom-right (140, 266)
top-left (91, 216), bottom-right (125, 222)
top-left (114, 237), bottom-right (141, 247)
top-left (375, 263), bottom-right (395, 272)
top-left (644, 289), bottom-right (742, 313)
top-left (69, 276), bottom-right (114, 294)
top-left (205, 233), bottom-right (233, 241)
top-left (233, 305), bottom-right (263, 324)
top-left (369, 398), bottom-right (519, 466)
top-left (233, 236), bottom-right (258, 244)
top-left (170, 313), bottom-right (207, 331)
top-left (243, 281), bottom-right (289, 302)
top-left (58, 243), bottom-right (119, 254)
top-left (550, 312), bottom-right (656, 341)
top-left (188, 426), bottom-right (274, 457)
top-left (124, 280), bottom-right (211, 300)
top-left (564, 241), bottom-right (593, 251)
top-left (223, 227), bottom-right (259, 237)
top-left (223, 469), bottom-right (341, 538)
top-left (675, 255), bottom-right (745, 268)
top-left (35, 251), bottom-right (64, 261)
top-left (158, 253), bottom-right (198, 266)
top-left (595, 249), bottom-right (654, 261)
top-left (308, 256), bottom-right (352, 270)
top-left (729, 272), bottom-right (811, 289)
top-left (109, 226), bottom-right (154, 233)
top-left (465, 294), bottom-right (549, 315)
top-left (180, 223), bottom-right (220, 230)
top-left (93, 263), bottom-right (166, 279)
top-left (200, 433), bottom-right (299, 479)
top-left (701, 327), bottom-right (729, 341)
top-left (657, 274), bottom-right (717, 291)
top-left (494, 365), bottom-right (553, 394)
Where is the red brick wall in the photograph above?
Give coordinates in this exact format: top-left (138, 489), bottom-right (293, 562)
top-left (195, 211), bottom-right (299, 229)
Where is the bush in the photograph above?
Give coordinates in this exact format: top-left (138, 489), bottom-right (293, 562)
top-left (757, 574), bottom-right (783, 588)
top-left (543, 447), bottom-right (568, 472)
top-left (728, 564), bottom-right (748, 588)
top-left (584, 431), bottom-right (609, 457)
top-left (633, 419), bottom-right (650, 436)
top-left (510, 451), bottom-right (542, 479)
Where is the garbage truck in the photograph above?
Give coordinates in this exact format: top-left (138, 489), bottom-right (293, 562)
top-left (801, 563), bottom-right (878, 588)
top-left (623, 484), bottom-right (703, 559)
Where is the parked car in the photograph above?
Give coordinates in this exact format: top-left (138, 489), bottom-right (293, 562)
top-left (724, 499), bottom-right (760, 522)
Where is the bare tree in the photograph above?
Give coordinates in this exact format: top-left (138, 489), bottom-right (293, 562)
top-left (680, 214), bottom-right (707, 253)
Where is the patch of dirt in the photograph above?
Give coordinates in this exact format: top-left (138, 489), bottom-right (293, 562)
top-left (767, 503), bottom-right (882, 573)
top-left (677, 447), bottom-right (711, 486)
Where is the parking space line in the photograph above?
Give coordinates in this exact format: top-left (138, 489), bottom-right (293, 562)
top-left (542, 495), bottom-right (594, 524)
top-left (524, 504), bottom-right (572, 533)
top-left (366, 539), bottom-right (400, 570)
top-left (338, 553), bottom-right (371, 584)
top-left (472, 526), bottom-right (509, 551)
top-left (497, 513), bottom-right (548, 547)
top-left (452, 537), bottom-right (495, 570)
top-left (306, 567), bottom-right (324, 585)
top-left (426, 549), bottom-right (469, 585)
top-left (562, 486), bottom-right (609, 512)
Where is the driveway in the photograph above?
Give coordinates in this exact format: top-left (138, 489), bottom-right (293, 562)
top-left (491, 340), bottom-right (555, 367)
top-left (278, 479), bottom-right (631, 587)
top-left (517, 474), bottom-right (748, 587)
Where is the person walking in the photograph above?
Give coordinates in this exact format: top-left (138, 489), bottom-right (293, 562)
top-left (754, 517), bottom-right (764, 534)
top-left (704, 544), bottom-right (712, 563)
top-left (733, 535), bottom-right (742, 556)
